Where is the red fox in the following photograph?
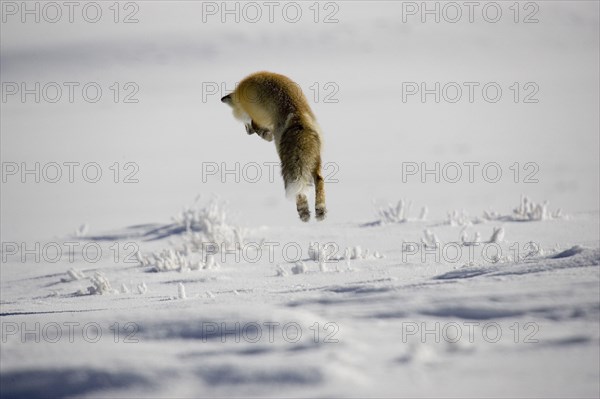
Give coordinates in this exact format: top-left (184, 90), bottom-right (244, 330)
top-left (221, 71), bottom-right (326, 222)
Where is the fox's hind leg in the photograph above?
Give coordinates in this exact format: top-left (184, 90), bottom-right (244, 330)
top-left (314, 159), bottom-right (327, 221)
top-left (296, 193), bottom-right (310, 222)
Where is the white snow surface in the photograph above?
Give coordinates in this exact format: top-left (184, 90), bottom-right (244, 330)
top-left (1, 1), bottom-right (599, 398)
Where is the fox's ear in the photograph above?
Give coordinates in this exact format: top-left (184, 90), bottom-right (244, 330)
top-left (221, 94), bottom-right (232, 104)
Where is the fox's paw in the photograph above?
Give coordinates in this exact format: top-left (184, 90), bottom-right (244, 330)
top-left (259, 130), bottom-right (274, 142)
top-left (298, 209), bottom-right (310, 222)
top-left (245, 123), bottom-right (255, 135)
top-left (315, 205), bottom-right (327, 221)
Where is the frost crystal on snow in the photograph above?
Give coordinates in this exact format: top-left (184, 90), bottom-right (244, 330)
top-left (142, 249), bottom-right (192, 272)
top-left (489, 254), bottom-right (511, 264)
top-left (178, 283), bottom-right (187, 299)
top-left (334, 245), bottom-right (384, 265)
top-left (484, 195), bottom-right (566, 222)
top-left (291, 261), bottom-right (307, 275)
top-left (446, 210), bottom-right (473, 227)
top-left (307, 242), bottom-right (383, 268)
top-left (422, 229), bottom-right (440, 249)
top-left (489, 227), bottom-right (505, 243)
top-left (136, 198), bottom-right (253, 273)
top-left (374, 199), bottom-right (429, 225)
top-left (319, 259), bottom-right (328, 272)
top-left (62, 268), bottom-right (85, 282)
top-left (136, 251), bottom-right (146, 266)
top-left (205, 254), bottom-right (219, 270)
top-left (378, 199), bottom-right (409, 224)
top-left (459, 229), bottom-right (469, 245)
top-left (137, 282), bottom-right (148, 295)
top-left (176, 199), bottom-right (248, 251)
top-left (86, 272), bottom-right (115, 295)
top-left (74, 223), bottom-right (89, 238)
top-left (353, 246), bottom-right (363, 259)
top-left (419, 206), bottom-right (428, 221)
top-left (138, 248), bottom-right (216, 273)
top-left (308, 242), bottom-right (334, 263)
top-left (460, 227), bottom-right (505, 246)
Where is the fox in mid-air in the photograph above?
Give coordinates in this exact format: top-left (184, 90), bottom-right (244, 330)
top-left (221, 71), bottom-right (326, 222)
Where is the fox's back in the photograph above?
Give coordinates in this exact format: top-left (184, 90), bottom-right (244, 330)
top-left (234, 72), bottom-right (314, 130)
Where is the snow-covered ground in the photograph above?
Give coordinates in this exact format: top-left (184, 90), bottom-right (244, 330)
top-left (1, 1), bottom-right (599, 397)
